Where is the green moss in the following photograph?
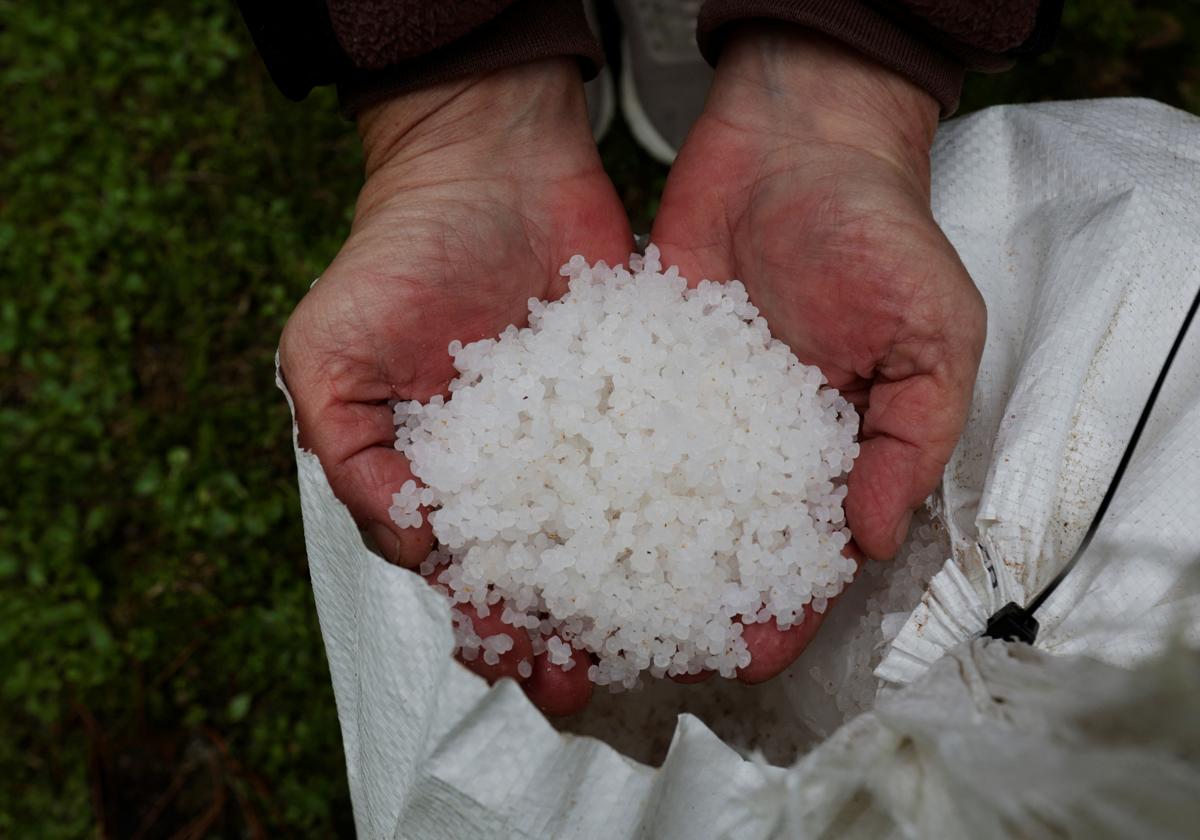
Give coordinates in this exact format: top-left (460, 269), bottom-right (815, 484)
top-left (0, 1), bottom-right (358, 835)
top-left (1, 1), bottom-right (1196, 835)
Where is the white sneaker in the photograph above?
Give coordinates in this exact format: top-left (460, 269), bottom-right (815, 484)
top-left (615, 0), bottom-right (712, 163)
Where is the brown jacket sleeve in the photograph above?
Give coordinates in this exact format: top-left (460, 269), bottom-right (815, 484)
top-left (237, 0), bottom-right (603, 114)
top-left (697, 0), bottom-right (1061, 115)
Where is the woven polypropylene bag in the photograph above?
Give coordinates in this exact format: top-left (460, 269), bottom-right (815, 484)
top-left (282, 99), bottom-right (1200, 839)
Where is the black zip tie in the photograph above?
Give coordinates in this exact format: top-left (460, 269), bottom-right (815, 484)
top-left (984, 282), bottom-right (1200, 644)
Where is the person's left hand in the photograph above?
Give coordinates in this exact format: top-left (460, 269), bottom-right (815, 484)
top-left (651, 26), bottom-right (986, 683)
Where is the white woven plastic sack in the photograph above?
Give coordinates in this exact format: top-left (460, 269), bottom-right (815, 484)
top-left (877, 98), bottom-right (1200, 686)
top-left (281, 99), bottom-right (1200, 839)
top-left (769, 637), bottom-right (1200, 839)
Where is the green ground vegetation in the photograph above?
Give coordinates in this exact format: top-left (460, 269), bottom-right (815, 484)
top-left (2, 1), bottom-right (1197, 836)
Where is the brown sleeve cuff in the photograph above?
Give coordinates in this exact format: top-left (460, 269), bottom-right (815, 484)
top-left (698, 0), bottom-right (968, 115)
top-left (337, 0), bottom-right (603, 116)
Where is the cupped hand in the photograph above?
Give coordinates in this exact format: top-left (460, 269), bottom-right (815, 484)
top-left (280, 59), bottom-right (632, 715)
top-left (652, 26), bottom-right (986, 683)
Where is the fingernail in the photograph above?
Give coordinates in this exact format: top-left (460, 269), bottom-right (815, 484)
top-left (366, 522), bottom-right (403, 565)
top-left (893, 510), bottom-right (914, 550)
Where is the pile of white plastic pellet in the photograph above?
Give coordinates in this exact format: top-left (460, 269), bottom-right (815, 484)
top-left (392, 247), bottom-right (859, 688)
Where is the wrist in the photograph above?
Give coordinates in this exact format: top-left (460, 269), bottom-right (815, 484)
top-left (356, 57), bottom-right (593, 180)
top-left (709, 24), bottom-right (938, 182)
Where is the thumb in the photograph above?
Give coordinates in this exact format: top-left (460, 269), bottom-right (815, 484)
top-left (280, 325), bottom-right (434, 568)
top-left (847, 337), bottom-right (982, 560)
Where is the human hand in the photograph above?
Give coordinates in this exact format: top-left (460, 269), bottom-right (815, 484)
top-left (652, 26), bottom-right (986, 682)
top-left (280, 59), bottom-right (632, 715)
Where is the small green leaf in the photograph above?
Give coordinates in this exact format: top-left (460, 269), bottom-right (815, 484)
top-left (228, 693), bottom-right (252, 722)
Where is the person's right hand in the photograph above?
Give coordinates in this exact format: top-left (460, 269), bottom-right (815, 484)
top-left (280, 58), bottom-right (633, 716)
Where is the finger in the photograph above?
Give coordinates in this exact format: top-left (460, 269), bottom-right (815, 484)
top-left (736, 607), bottom-right (827, 684)
top-left (281, 327), bottom-right (435, 568)
top-left (845, 371), bottom-right (968, 560)
top-left (733, 539), bottom-right (862, 684)
top-left (523, 647), bottom-right (593, 717)
top-left (448, 601), bottom-right (536, 685)
top-left (847, 250), bottom-right (984, 560)
top-left (319, 427), bottom-right (435, 568)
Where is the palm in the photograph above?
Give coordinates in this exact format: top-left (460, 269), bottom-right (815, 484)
top-left (652, 109), bottom-right (984, 680)
top-left (655, 112), bottom-right (983, 560)
top-left (283, 147), bottom-right (631, 558)
top-left (348, 179), bottom-right (629, 383)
